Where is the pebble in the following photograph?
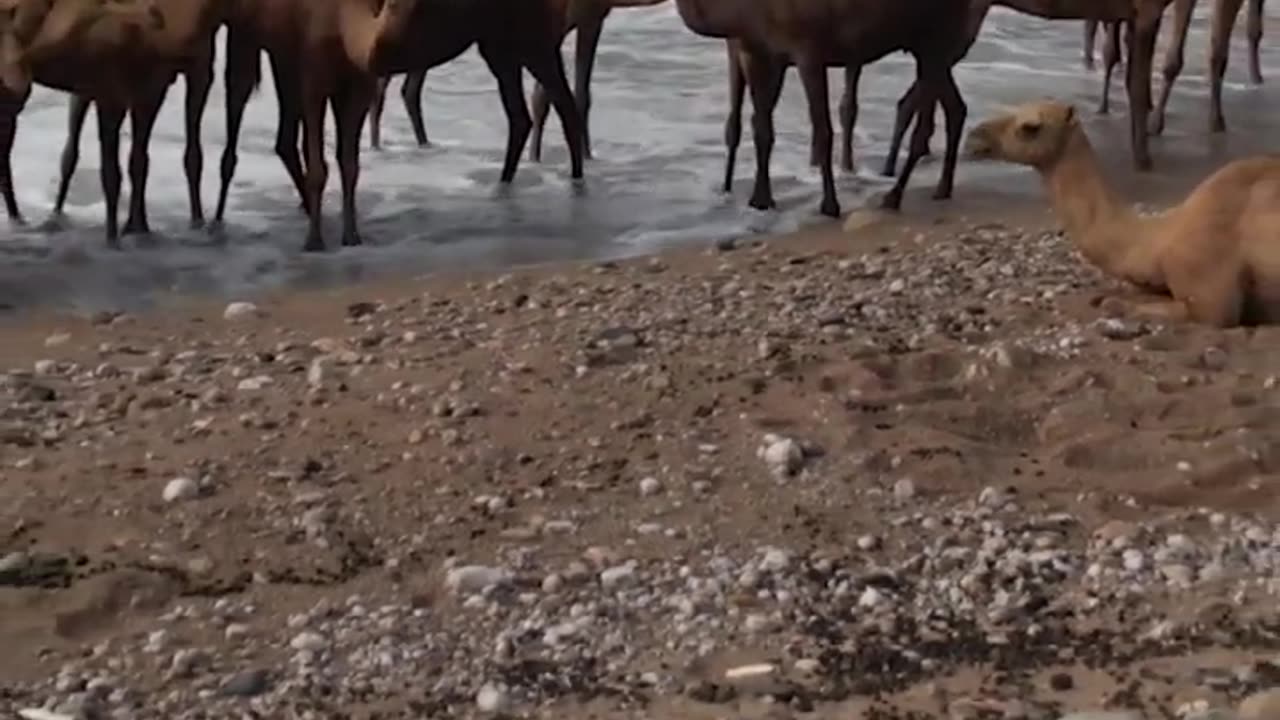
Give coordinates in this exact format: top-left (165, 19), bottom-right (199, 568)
top-left (445, 565), bottom-right (514, 595)
top-left (759, 434), bottom-right (803, 477)
top-left (638, 476), bottom-right (662, 497)
top-left (161, 477), bottom-right (199, 503)
top-left (893, 478), bottom-right (916, 500)
top-left (476, 682), bottom-right (511, 714)
top-left (223, 302), bottom-right (261, 321)
top-left (600, 562), bottom-right (637, 590)
top-left (221, 668), bottom-right (271, 697)
top-left (289, 631), bottom-right (327, 652)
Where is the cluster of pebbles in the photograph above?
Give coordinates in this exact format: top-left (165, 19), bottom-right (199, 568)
top-left (2, 220), bottom-right (1280, 718)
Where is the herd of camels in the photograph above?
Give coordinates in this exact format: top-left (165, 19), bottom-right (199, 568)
top-left (0, 0), bottom-right (1271, 258)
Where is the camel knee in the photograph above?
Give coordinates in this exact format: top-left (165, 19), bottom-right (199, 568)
top-left (219, 148), bottom-right (238, 180)
top-left (1209, 51), bottom-right (1228, 79)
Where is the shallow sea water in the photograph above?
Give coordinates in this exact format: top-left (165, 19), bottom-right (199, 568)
top-left (1, 4), bottom-right (1278, 313)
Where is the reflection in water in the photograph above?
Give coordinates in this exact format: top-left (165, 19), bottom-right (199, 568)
top-left (1, 5), bottom-right (1278, 313)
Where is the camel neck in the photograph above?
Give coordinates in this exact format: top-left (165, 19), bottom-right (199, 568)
top-left (1038, 129), bottom-right (1163, 288)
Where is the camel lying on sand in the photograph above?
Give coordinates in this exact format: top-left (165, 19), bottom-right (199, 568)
top-left (366, 0), bottom-right (667, 157)
top-left (964, 100), bottom-right (1280, 327)
top-left (720, 39), bottom-right (861, 194)
top-left (216, 0), bottom-right (584, 252)
top-left (0, 0), bottom-right (215, 245)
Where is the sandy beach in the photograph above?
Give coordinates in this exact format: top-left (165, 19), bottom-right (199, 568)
top-left (5, 123), bottom-right (1280, 718)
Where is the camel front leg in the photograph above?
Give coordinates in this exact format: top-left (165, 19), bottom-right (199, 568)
top-left (1084, 19), bottom-right (1099, 70)
top-left (1150, 0), bottom-right (1195, 136)
top-left (838, 65), bottom-right (861, 174)
top-left (269, 54), bottom-right (309, 214)
top-left (882, 62), bottom-right (939, 211)
top-left (301, 85), bottom-right (330, 252)
top-left (571, 10), bottom-right (607, 161)
top-left (1126, 8), bottom-right (1161, 171)
top-left (1098, 21), bottom-right (1122, 114)
top-left (402, 70), bottom-right (429, 147)
top-left (932, 70), bottom-right (966, 201)
top-left (722, 41), bottom-right (746, 194)
top-left (883, 81), bottom-right (919, 177)
top-left (183, 53), bottom-right (214, 228)
top-left (51, 94), bottom-right (91, 222)
top-left (744, 51), bottom-right (785, 212)
top-left (332, 80), bottom-right (370, 248)
top-left (795, 53), bottom-right (838, 218)
top-left (123, 80), bottom-right (172, 237)
top-left (215, 29), bottom-right (259, 226)
top-left (94, 102), bottom-right (127, 248)
top-left (1209, 0), bottom-right (1246, 132)
top-left (0, 88), bottom-right (28, 227)
top-left (1247, 0), bottom-right (1264, 83)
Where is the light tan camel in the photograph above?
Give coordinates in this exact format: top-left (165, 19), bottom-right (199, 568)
top-left (46, 0), bottom-right (225, 233)
top-left (1086, 0), bottom-right (1265, 134)
top-left (965, 99), bottom-right (1280, 327)
top-left (215, 0), bottom-right (585, 252)
top-left (0, 0), bottom-right (205, 245)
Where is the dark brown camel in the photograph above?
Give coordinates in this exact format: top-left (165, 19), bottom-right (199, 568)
top-left (0, 0), bottom-right (218, 245)
top-left (215, 0), bottom-right (585, 252)
top-left (675, 0), bottom-right (973, 218)
top-left (721, 39), bottom-right (862, 194)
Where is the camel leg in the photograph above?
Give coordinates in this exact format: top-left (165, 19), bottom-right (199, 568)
top-left (94, 102), bottom-right (127, 248)
top-left (882, 65), bottom-right (939, 211)
top-left (1098, 21), bottom-right (1122, 114)
top-left (51, 94), bottom-right (91, 221)
top-left (214, 30), bottom-right (258, 225)
top-left (795, 54), bottom-right (838, 218)
top-left (931, 71), bottom-right (966, 201)
top-left (270, 55), bottom-right (309, 213)
top-left (883, 82), bottom-right (920, 178)
top-left (480, 44), bottom-right (535, 183)
top-left (744, 51), bottom-right (785, 212)
top-left (122, 81), bottom-right (172, 237)
top-left (1150, 0), bottom-right (1195, 136)
top-left (1126, 8), bottom-right (1161, 171)
top-left (300, 83), bottom-right (330, 252)
top-left (1084, 19), bottom-right (1099, 70)
top-left (838, 65), bottom-right (860, 173)
top-left (402, 70), bottom-right (429, 147)
top-left (520, 39), bottom-right (586, 180)
top-left (528, 81), bottom-right (550, 163)
top-left (1247, 0), bottom-right (1264, 83)
top-left (722, 42), bottom-right (746, 194)
top-left (369, 76), bottom-right (389, 150)
top-left (1209, 0), bottom-right (1247, 132)
top-left (332, 80), bottom-right (371, 248)
top-left (183, 53), bottom-right (214, 229)
top-left (0, 89), bottom-right (27, 227)
top-left (571, 10), bottom-right (606, 161)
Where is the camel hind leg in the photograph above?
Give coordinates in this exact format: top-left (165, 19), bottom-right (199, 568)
top-left (518, 36), bottom-right (586, 180)
top-left (122, 79), bottom-right (173, 236)
top-left (722, 41), bottom-right (746, 193)
top-left (931, 70), bottom-right (966, 201)
top-left (369, 76), bottom-right (389, 149)
top-left (1150, 0), bottom-right (1195, 135)
top-left (0, 89), bottom-right (28, 227)
top-left (882, 61), bottom-right (941, 211)
top-left (795, 53), bottom-right (838, 218)
top-left (883, 81), bottom-right (920, 177)
top-left (300, 83), bottom-right (330, 252)
top-left (744, 50), bottom-right (785, 212)
top-left (479, 43), bottom-right (535, 183)
top-left (214, 29), bottom-right (259, 225)
top-left (332, 78), bottom-right (372, 248)
top-left (838, 65), bottom-right (860, 173)
top-left (402, 70), bottom-right (429, 146)
top-left (1084, 19), bottom-right (1099, 70)
top-left (51, 94), bottom-right (91, 222)
top-left (183, 49), bottom-right (214, 229)
top-left (1208, 0), bottom-right (1247, 132)
top-left (269, 55), bottom-right (309, 213)
top-left (1247, 0), bottom-right (1264, 84)
top-left (1098, 21), bottom-right (1122, 114)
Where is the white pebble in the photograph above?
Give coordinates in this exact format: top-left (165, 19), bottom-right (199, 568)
top-left (162, 477), bottom-right (199, 503)
top-left (475, 682), bottom-right (510, 714)
top-left (638, 476), bottom-right (662, 497)
top-left (223, 302), bottom-right (261, 321)
top-left (893, 478), bottom-right (916, 500)
top-left (445, 565), bottom-right (513, 595)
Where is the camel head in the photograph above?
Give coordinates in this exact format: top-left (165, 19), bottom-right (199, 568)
top-left (964, 100), bottom-right (1079, 169)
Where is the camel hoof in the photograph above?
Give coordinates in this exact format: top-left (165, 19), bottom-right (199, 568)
top-left (880, 163), bottom-right (897, 178)
top-left (341, 233), bottom-right (362, 248)
top-left (878, 191), bottom-right (903, 212)
top-left (122, 222), bottom-right (150, 237)
top-left (819, 200), bottom-right (840, 219)
top-left (105, 237), bottom-right (123, 251)
top-left (1210, 118), bottom-right (1227, 133)
top-left (932, 187), bottom-right (953, 201)
top-left (748, 196), bottom-right (775, 212)
top-left (40, 214), bottom-right (67, 233)
top-left (189, 217), bottom-right (205, 231)
top-left (302, 238), bottom-right (326, 253)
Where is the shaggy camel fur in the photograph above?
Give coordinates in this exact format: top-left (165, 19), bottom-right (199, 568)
top-left (216, 0), bottom-right (584, 251)
top-left (49, 0), bottom-right (226, 232)
top-left (965, 100), bottom-right (1280, 327)
top-left (720, 39), bottom-right (861, 194)
top-left (0, 0), bottom-right (215, 245)
top-left (366, 0), bottom-right (667, 157)
top-left (676, 0), bottom-right (973, 219)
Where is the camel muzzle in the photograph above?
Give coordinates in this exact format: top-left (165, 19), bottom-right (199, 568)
top-left (963, 129), bottom-right (995, 161)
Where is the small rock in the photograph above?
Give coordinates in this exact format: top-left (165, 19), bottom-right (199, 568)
top-left (236, 375), bottom-right (273, 391)
top-left (1096, 318), bottom-right (1147, 340)
top-left (289, 631), bottom-right (326, 652)
top-left (759, 434), bottom-right (803, 477)
top-left (44, 332), bottom-right (71, 347)
top-left (638, 476), bottom-right (662, 497)
top-left (600, 562), bottom-right (637, 590)
top-left (221, 668), bottom-right (271, 697)
top-left (1201, 347), bottom-right (1229, 371)
top-left (893, 478), bottom-right (917, 500)
top-left (476, 682), bottom-right (510, 714)
top-left (445, 565), bottom-right (513, 595)
top-left (223, 302), bottom-right (261, 321)
top-left (162, 477), bottom-right (199, 503)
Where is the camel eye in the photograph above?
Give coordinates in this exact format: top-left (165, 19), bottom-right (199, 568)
top-left (1018, 122), bottom-right (1042, 139)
